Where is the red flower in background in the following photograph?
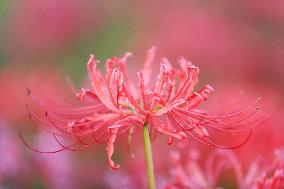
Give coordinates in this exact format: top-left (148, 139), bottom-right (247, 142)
top-left (34, 132), bottom-right (77, 189)
top-left (166, 149), bottom-right (242, 189)
top-left (239, 148), bottom-right (284, 189)
top-left (0, 64), bottom-right (72, 123)
top-left (0, 119), bottom-right (26, 182)
top-left (166, 148), bottom-right (284, 189)
top-left (130, 1), bottom-right (284, 93)
top-left (23, 47), bottom-right (266, 169)
top-left (253, 170), bottom-right (284, 189)
top-left (6, 0), bottom-right (103, 56)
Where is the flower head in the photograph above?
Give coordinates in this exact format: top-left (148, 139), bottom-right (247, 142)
top-left (166, 149), bottom-right (242, 189)
top-left (240, 148), bottom-right (284, 189)
top-left (166, 147), bottom-right (284, 189)
top-left (23, 47), bottom-right (265, 169)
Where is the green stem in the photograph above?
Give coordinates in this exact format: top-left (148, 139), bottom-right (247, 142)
top-left (143, 123), bottom-right (156, 189)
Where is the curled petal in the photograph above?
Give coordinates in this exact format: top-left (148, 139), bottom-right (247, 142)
top-left (171, 61), bottom-right (199, 102)
top-left (76, 88), bottom-right (98, 102)
top-left (137, 72), bottom-right (148, 110)
top-left (87, 54), bottom-right (120, 112)
top-left (167, 135), bottom-right (174, 145)
top-left (187, 85), bottom-right (214, 109)
top-left (107, 128), bottom-right (120, 170)
top-left (143, 46), bottom-right (156, 85)
top-left (153, 63), bottom-right (168, 96)
top-left (193, 126), bottom-right (209, 137)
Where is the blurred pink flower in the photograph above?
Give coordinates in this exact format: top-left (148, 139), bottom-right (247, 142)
top-left (131, 2), bottom-right (253, 73)
top-left (166, 149), bottom-right (241, 189)
top-left (166, 147), bottom-right (284, 189)
top-left (6, 0), bottom-right (103, 56)
top-left (0, 119), bottom-right (26, 183)
top-left (34, 132), bottom-right (77, 189)
top-left (252, 170), bottom-right (284, 189)
top-left (0, 66), bottom-right (27, 121)
top-left (130, 1), bottom-right (284, 92)
top-left (239, 148), bottom-right (284, 189)
top-left (24, 47), bottom-right (265, 169)
top-left (0, 64), bottom-right (67, 122)
top-left (242, 1), bottom-right (284, 22)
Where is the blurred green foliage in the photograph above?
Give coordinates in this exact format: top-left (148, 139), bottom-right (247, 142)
top-left (58, 14), bottom-right (136, 85)
top-left (0, 0), bottom-right (8, 68)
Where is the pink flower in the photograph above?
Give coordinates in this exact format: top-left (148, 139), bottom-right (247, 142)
top-left (0, 119), bottom-right (28, 186)
top-left (252, 170), bottom-right (284, 189)
top-left (239, 148), bottom-right (284, 189)
top-left (166, 149), bottom-right (242, 189)
top-left (0, 64), bottom-right (69, 122)
top-left (24, 47), bottom-right (265, 169)
top-left (130, 1), bottom-right (284, 94)
top-left (166, 148), bottom-right (284, 189)
top-left (131, 2), bottom-right (253, 74)
top-left (6, 0), bottom-right (103, 56)
top-left (34, 132), bottom-right (77, 189)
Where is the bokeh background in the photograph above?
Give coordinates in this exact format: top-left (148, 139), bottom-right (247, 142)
top-left (0, 0), bottom-right (283, 188)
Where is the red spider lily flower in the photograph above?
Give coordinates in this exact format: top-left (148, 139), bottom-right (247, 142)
top-left (252, 170), bottom-right (284, 189)
top-left (239, 148), bottom-right (284, 189)
top-left (23, 47), bottom-right (265, 169)
top-left (165, 149), bottom-right (242, 189)
top-left (166, 148), bottom-right (284, 189)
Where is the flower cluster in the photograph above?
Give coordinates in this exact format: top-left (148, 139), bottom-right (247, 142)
top-left (24, 47), bottom-right (265, 169)
top-left (166, 148), bottom-right (284, 189)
